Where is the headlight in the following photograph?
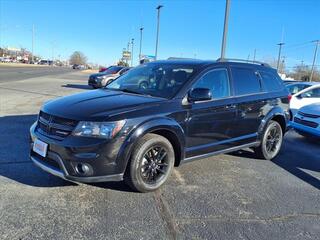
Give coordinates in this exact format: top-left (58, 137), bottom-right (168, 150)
top-left (72, 120), bottom-right (126, 139)
top-left (96, 76), bottom-right (106, 80)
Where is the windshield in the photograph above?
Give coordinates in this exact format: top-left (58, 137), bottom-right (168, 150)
top-left (106, 63), bottom-right (198, 98)
top-left (103, 66), bottom-right (123, 74)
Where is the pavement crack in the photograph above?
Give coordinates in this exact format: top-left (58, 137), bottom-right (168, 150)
top-left (176, 212), bottom-right (320, 224)
top-left (153, 190), bottom-right (180, 240)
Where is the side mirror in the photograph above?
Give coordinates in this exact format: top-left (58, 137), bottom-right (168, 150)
top-left (188, 88), bottom-right (212, 102)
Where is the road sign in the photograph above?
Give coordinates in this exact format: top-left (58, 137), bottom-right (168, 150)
top-left (122, 50), bottom-right (131, 60)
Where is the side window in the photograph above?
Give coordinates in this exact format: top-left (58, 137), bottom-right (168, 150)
top-left (303, 87), bottom-right (320, 98)
top-left (231, 67), bottom-right (261, 95)
top-left (120, 68), bottom-right (129, 75)
top-left (193, 69), bottom-right (230, 99)
top-left (259, 71), bottom-right (283, 92)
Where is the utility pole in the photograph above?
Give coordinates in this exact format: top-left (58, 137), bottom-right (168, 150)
top-left (310, 40), bottom-right (319, 82)
top-left (139, 27), bottom-right (144, 61)
top-left (276, 42), bottom-right (285, 71)
top-left (131, 38), bottom-right (134, 67)
top-left (280, 56), bottom-right (286, 74)
top-left (32, 24), bottom-right (35, 62)
top-left (155, 5), bottom-right (163, 60)
top-left (298, 60), bottom-right (304, 80)
top-left (220, 0), bottom-right (230, 59)
top-left (51, 41), bottom-right (55, 66)
top-left (253, 49), bottom-right (257, 61)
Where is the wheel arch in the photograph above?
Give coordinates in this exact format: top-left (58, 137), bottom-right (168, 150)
top-left (117, 118), bottom-right (186, 174)
top-left (258, 107), bottom-right (288, 139)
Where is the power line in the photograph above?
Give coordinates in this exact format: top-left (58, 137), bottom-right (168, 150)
top-left (284, 41), bottom-right (313, 49)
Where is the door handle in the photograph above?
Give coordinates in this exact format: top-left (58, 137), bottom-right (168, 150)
top-left (225, 104), bottom-right (236, 110)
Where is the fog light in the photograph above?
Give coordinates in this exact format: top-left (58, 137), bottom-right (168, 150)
top-left (76, 163), bottom-right (90, 175)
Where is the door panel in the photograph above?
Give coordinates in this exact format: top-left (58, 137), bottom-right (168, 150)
top-left (186, 98), bottom-right (237, 157)
top-left (233, 94), bottom-right (267, 138)
top-left (230, 66), bottom-right (266, 142)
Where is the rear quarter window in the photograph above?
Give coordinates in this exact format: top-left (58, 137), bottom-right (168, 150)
top-left (259, 71), bottom-right (283, 92)
top-left (231, 67), bottom-right (261, 96)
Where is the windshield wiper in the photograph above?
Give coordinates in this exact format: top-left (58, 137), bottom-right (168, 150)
top-left (120, 88), bottom-right (142, 95)
top-left (121, 88), bottom-right (155, 98)
top-left (106, 87), bottom-right (154, 97)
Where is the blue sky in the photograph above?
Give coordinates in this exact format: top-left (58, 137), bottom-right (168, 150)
top-left (0, 0), bottom-right (319, 68)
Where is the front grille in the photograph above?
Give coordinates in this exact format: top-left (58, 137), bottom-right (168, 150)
top-left (89, 76), bottom-right (96, 83)
top-left (36, 111), bottom-right (78, 140)
top-left (294, 117), bottom-right (319, 128)
top-left (298, 111), bottom-right (320, 119)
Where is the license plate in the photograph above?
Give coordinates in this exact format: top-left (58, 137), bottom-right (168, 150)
top-left (33, 139), bottom-right (48, 157)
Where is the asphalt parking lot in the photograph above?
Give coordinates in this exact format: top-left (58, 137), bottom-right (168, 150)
top-left (0, 66), bottom-right (319, 240)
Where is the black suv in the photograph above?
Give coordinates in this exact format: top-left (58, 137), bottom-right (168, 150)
top-left (30, 59), bottom-right (290, 192)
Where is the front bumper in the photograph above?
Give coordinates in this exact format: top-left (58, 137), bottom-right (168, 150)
top-left (30, 122), bottom-right (125, 183)
top-left (88, 78), bottom-right (102, 88)
top-left (290, 121), bottom-right (320, 137)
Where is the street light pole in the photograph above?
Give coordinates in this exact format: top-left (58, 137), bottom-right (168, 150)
top-left (139, 27), bottom-right (144, 61)
top-left (276, 42), bottom-right (284, 71)
top-left (310, 40), bottom-right (319, 82)
top-left (32, 24), bottom-right (34, 62)
top-left (131, 38), bottom-right (134, 67)
top-left (155, 5), bottom-right (163, 60)
top-left (220, 0), bottom-right (230, 59)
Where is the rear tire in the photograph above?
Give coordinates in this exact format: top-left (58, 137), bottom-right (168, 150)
top-left (254, 120), bottom-right (283, 160)
top-left (124, 133), bottom-right (175, 192)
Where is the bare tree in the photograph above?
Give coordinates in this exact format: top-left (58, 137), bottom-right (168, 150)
top-left (69, 51), bottom-right (87, 65)
top-left (288, 64), bottom-right (320, 82)
top-left (263, 57), bottom-right (286, 73)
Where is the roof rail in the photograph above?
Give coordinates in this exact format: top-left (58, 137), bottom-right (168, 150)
top-left (216, 58), bottom-right (270, 67)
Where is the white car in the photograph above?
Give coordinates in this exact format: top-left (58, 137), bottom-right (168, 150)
top-left (289, 83), bottom-right (320, 116)
top-left (291, 103), bottom-right (320, 138)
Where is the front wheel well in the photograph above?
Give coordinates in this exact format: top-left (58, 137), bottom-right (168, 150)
top-left (150, 129), bottom-right (182, 166)
top-left (271, 115), bottom-right (286, 134)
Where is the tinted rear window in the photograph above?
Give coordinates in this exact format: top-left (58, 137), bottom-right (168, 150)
top-left (231, 67), bottom-right (261, 95)
top-left (259, 71), bottom-right (283, 92)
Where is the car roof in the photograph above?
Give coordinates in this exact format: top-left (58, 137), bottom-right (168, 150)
top-left (148, 59), bottom-right (274, 71)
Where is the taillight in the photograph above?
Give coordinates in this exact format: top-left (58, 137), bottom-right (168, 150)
top-left (288, 95), bottom-right (292, 102)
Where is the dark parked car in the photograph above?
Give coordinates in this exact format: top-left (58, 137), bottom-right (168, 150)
top-left (88, 66), bottom-right (130, 88)
top-left (285, 81), bottom-right (317, 95)
top-left (30, 59), bottom-right (290, 192)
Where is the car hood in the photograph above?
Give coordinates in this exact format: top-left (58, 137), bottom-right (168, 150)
top-left (299, 103), bottom-right (320, 115)
top-left (42, 89), bottom-right (165, 120)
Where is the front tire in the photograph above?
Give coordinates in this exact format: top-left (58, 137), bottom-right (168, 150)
top-left (254, 120), bottom-right (283, 160)
top-left (125, 133), bottom-right (175, 192)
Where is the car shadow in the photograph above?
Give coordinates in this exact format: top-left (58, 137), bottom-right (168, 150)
top-left (0, 114), bottom-right (76, 187)
top-left (89, 181), bottom-right (136, 192)
top-left (0, 114), bottom-right (136, 191)
top-left (61, 84), bottom-right (93, 90)
top-left (229, 131), bottom-right (320, 190)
